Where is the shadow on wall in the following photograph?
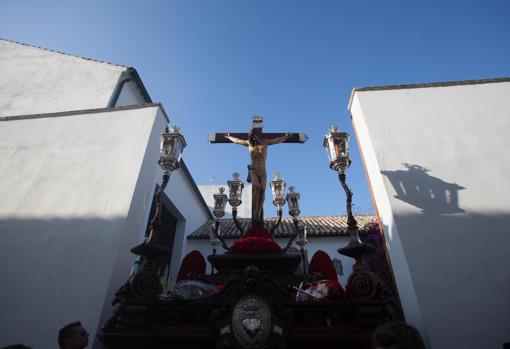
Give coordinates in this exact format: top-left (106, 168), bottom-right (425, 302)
top-left (381, 163), bottom-right (465, 215)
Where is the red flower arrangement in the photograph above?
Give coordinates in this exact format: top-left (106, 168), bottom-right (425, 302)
top-left (230, 225), bottom-right (283, 254)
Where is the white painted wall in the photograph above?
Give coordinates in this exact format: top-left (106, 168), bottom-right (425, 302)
top-left (164, 167), bottom-right (213, 287)
top-left (0, 105), bottom-right (162, 348)
top-left (93, 109), bottom-right (209, 348)
top-left (350, 80), bottom-right (510, 349)
top-left (198, 184), bottom-right (253, 219)
top-left (0, 39), bottom-right (126, 117)
top-left (0, 39), bottom-right (212, 348)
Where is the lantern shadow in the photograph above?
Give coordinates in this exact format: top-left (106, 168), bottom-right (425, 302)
top-left (381, 163), bottom-right (465, 214)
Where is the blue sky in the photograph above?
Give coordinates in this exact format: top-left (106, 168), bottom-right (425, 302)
top-left (1, 0), bottom-right (509, 217)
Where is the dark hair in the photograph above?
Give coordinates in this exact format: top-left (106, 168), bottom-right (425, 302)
top-left (249, 132), bottom-right (260, 146)
top-left (58, 321), bottom-right (82, 349)
top-left (372, 321), bottom-right (426, 349)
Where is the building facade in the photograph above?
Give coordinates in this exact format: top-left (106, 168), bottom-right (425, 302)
top-left (0, 39), bottom-right (211, 349)
top-left (350, 78), bottom-right (510, 349)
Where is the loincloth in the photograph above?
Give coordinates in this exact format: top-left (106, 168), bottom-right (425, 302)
top-left (247, 165), bottom-right (266, 184)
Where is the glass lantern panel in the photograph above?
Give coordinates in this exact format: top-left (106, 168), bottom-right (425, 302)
top-left (161, 138), bottom-right (174, 158)
top-left (175, 137), bottom-right (185, 161)
top-left (271, 183), bottom-right (280, 199)
top-left (214, 196), bottom-right (227, 210)
top-left (334, 138), bottom-right (346, 157)
top-left (288, 195), bottom-right (299, 210)
top-left (280, 181), bottom-right (286, 195)
top-left (327, 137), bottom-right (338, 161)
top-left (229, 184), bottom-right (240, 199)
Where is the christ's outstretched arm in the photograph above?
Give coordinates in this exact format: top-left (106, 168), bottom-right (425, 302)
top-left (225, 134), bottom-right (249, 146)
top-left (265, 133), bottom-right (291, 145)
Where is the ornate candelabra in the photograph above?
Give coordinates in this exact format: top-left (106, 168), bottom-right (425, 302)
top-left (209, 223), bottom-right (220, 273)
top-left (209, 174), bottom-right (246, 255)
top-left (124, 125), bottom-right (186, 300)
top-left (324, 125), bottom-right (374, 257)
top-left (283, 185), bottom-right (300, 250)
top-left (269, 173), bottom-right (307, 265)
top-left (282, 186), bottom-right (308, 274)
top-left (209, 164), bottom-right (311, 275)
top-left (324, 124), bottom-right (377, 298)
top-left (212, 187), bottom-right (231, 252)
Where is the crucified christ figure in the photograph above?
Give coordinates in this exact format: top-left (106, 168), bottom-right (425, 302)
top-left (225, 131), bottom-right (291, 225)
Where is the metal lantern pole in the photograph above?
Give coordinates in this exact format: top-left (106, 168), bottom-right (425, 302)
top-left (212, 187), bottom-right (230, 251)
top-left (323, 124), bottom-right (375, 261)
top-left (209, 223), bottom-right (220, 274)
top-left (295, 223), bottom-right (308, 276)
top-left (227, 172), bottom-right (245, 236)
top-left (116, 125), bottom-right (186, 302)
top-left (269, 172), bottom-right (286, 236)
top-left (283, 186), bottom-right (301, 251)
top-left (282, 185), bottom-right (308, 275)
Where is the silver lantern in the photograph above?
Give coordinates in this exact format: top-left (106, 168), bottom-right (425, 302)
top-left (286, 186), bottom-right (301, 219)
top-left (213, 187), bottom-right (228, 220)
top-left (270, 172), bottom-right (287, 209)
top-left (323, 124), bottom-right (351, 173)
top-left (227, 172), bottom-right (244, 209)
top-left (159, 125), bottom-right (187, 173)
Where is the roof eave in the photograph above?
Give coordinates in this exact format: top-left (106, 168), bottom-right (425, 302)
top-left (348, 76), bottom-right (510, 111)
top-left (127, 67), bottom-right (152, 104)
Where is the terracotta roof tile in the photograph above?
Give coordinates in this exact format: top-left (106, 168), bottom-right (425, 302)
top-left (187, 215), bottom-right (378, 240)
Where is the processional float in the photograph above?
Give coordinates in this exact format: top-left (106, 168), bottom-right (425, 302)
top-left (101, 116), bottom-right (400, 349)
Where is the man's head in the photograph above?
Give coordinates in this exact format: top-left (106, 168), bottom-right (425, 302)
top-left (58, 321), bottom-right (89, 349)
top-left (372, 321), bottom-right (425, 349)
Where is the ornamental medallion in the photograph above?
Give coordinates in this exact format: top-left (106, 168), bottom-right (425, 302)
top-left (232, 294), bottom-right (272, 349)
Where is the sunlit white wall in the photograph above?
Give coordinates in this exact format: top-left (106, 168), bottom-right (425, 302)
top-left (350, 79), bottom-right (510, 349)
top-left (0, 39), bottom-right (126, 117)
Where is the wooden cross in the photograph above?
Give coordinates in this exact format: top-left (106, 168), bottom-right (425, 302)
top-left (209, 116), bottom-right (307, 225)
